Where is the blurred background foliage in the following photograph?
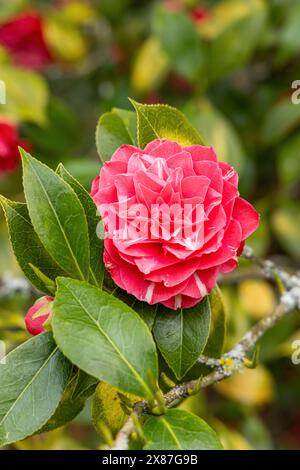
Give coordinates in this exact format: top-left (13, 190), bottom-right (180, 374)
top-left (0, 0), bottom-right (300, 450)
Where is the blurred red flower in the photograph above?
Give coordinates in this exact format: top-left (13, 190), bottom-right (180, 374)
top-left (0, 121), bottom-right (30, 173)
top-left (0, 11), bottom-right (53, 70)
top-left (190, 7), bottom-right (209, 23)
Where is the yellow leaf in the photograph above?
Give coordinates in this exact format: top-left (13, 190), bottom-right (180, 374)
top-left (131, 37), bottom-right (169, 95)
top-left (200, 0), bottom-right (265, 39)
top-left (92, 382), bottom-right (140, 437)
top-left (60, 1), bottom-right (96, 25)
top-left (0, 65), bottom-right (48, 125)
top-left (238, 280), bottom-right (277, 319)
top-left (44, 16), bottom-right (88, 64)
top-left (215, 365), bottom-right (275, 406)
top-left (212, 420), bottom-right (253, 450)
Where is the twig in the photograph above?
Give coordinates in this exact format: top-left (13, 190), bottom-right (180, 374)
top-left (113, 417), bottom-right (135, 451)
top-left (242, 246), bottom-right (300, 290)
top-left (111, 247), bottom-right (300, 450)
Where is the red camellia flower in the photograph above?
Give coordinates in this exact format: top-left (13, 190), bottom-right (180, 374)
top-left (25, 296), bottom-right (54, 336)
top-left (0, 121), bottom-right (29, 173)
top-left (91, 139), bottom-right (259, 310)
top-left (0, 11), bottom-right (53, 70)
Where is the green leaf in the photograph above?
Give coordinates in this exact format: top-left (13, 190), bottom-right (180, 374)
top-left (29, 264), bottom-right (56, 294)
top-left (96, 110), bottom-right (135, 164)
top-left (92, 382), bottom-right (137, 437)
top-left (41, 370), bottom-right (97, 433)
top-left (261, 97), bottom-right (300, 146)
top-left (143, 409), bottom-right (223, 450)
top-left (133, 302), bottom-right (157, 331)
top-left (153, 7), bottom-right (205, 81)
top-left (153, 297), bottom-right (211, 380)
top-left (0, 197), bottom-right (64, 294)
top-left (57, 164), bottom-right (104, 288)
top-left (52, 278), bottom-right (158, 398)
top-left (203, 286), bottom-right (226, 358)
top-left (21, 150), bottom-right (90, 281)
top-left (0, 64), bottom-right (48, 125)
top-left (182, 287), bottom-right (226, 381)
top-left (112, 108), bottom-right (137, 144)
top-left (0, 332), bottom-right (71, 447)
top-left (130, 100), bottom-right (204, 149)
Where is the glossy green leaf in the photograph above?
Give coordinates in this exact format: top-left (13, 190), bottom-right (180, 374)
top-left (52, 278), bottom-right (158, 398)
top-left (96, 111), bottom-right (134, 164)
top-left (29, 264), bottom-right (56, 294)
top-left (143, 409), bottom-right (223, 450)
top-left (0, 197), bottom-right (64, 294)
top-left (0, 332), bottom-right (71, 447)
top-left (57, 164), bottom-right (104, 288)
top-left (21, 150), bottom-right (90, 281)
top-left (153, 297), bottom-right (211, 380)
top-left (41, 370), bottom-right (98, 433)
top-left (112, 108), bottom-right (137, 144)
top-left (130, 100), bottom-right (204, 148)
top-left (182, 287), bottom-right (226, 381)
top-left (203, 287), bottom-right (226, 358)
top-left (134, 302), bottom-right (157, 331)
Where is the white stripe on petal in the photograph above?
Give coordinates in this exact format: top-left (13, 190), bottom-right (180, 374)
top-left (145, 282), bottom-right (155, 304)
top-left (194, 273), bottom-right (207, 298)
top-left (175, 294), bottom-right (182, 310)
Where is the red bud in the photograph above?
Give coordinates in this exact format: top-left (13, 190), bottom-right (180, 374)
top-left (25, 296), bottom-right (54, 336)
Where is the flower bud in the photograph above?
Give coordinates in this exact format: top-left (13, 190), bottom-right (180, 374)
top-left (25, 296), bottom-right (54, 336)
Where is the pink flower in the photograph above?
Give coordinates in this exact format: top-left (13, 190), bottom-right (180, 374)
top-left (25, 296), bottom-right (54, 336)
top-left (0, 121), bottom-right (30, 173)
top-left (0, 11), bottom-right (53, 70)
top-left (91, 139), bottom-right (259, 309)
